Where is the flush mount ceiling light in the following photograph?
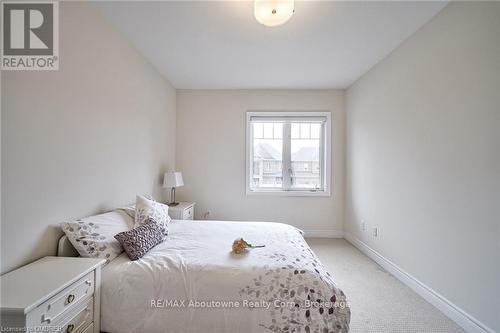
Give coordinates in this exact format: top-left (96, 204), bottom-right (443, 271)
top-left (254, 0), bottom-right (295, 27)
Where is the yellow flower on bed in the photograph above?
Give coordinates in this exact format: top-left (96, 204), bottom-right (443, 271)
top-left (232, 238), bottom-right (265, 254)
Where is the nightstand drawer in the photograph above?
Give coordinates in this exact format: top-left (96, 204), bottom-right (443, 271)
top-left (168, 202), bottom-right (195, 220)
top-left (56, 297), bottom-right (93, 333)
top-left (27, 271), bottom-right (94, 327)
top-left (183, 206), bottom-right (194, 220)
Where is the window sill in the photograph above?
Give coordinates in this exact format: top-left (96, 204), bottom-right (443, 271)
top-left (246, 190), bottom-right (331, 197)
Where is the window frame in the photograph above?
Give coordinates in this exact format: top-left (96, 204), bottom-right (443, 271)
top-left (246, 111), bottom-right (332, 197)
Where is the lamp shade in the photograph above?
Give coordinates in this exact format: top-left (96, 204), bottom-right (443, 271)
top-left (163, 172), bottom-right (184, 188)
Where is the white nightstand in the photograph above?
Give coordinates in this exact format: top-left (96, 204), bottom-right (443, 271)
top-left (0, 256), bottom-right (105, 333)
top-left (168, 202), bottom-right (195, 220)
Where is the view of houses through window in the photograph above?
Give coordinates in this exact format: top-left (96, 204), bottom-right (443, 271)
top-left (291, 122), bottom-right (321, 189)
top-left (251, 121), bottom-right (322, 191)
top-left (252, 122), bottom-right (283, 188)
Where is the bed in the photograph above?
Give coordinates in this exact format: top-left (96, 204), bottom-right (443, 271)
top-left (59, 219), bottom-right (350, 333)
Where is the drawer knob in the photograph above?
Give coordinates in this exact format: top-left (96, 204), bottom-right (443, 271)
top-left (66, 294), bottom-right (75, 304)
top-left (41, 314), bottom-right (52, 323)
top-left (66, 324), bottom-right (75, 333)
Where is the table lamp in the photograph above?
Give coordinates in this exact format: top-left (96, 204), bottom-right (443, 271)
top-left (163, 172), bottom-right (184, 206)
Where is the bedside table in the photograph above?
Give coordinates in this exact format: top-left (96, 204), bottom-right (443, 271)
top-left (1, 256), bottom-right (105, 333)
top-left (168, 202), bottom-right (195, 220)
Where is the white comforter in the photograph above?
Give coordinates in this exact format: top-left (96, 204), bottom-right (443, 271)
top-left (101, 220), bottom-right (350, 333)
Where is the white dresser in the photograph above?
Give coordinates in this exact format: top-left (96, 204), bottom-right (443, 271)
top-left (0, 256), bottom-right (105, 333)
top-left (168, 201), bottom-right (196, 220)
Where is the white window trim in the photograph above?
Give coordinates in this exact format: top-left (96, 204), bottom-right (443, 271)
top-left (245, 111), bottom-right (332, 197)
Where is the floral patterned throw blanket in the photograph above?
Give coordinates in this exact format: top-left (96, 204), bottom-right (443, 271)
top-left (101, 220), bottom-right (350, 333)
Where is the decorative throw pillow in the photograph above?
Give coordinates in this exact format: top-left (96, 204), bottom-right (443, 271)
top-left (134, 195), bottom-right (170, 237)
top-left (114, 219), bottom-right (164, 260)
top-left (61, 210), bottom-right (134, 263)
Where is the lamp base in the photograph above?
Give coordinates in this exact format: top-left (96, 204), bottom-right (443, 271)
top-left (168, 187), bottom-right (179, 207)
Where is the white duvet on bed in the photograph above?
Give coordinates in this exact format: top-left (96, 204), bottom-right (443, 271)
top-left (101, 220), bottom-right (350, 333)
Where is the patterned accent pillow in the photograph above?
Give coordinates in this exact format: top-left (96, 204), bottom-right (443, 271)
top-left (61, 210), bottom-right (134, 264)
top-left (114, 219), bottom-right (164, 260)
top-left (134, 195), bottom-right (170, 238)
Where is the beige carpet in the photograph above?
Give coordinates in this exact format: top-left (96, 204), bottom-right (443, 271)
top-left (308, 238), bottom-right (465, 333)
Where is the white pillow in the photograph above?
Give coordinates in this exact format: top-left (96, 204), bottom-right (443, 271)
top-left (117, 204), bottom-right (136, 219)
top-left (134, 195), bottom-right (170, 237)
top-left (61, 210), bottom-right (134, 263)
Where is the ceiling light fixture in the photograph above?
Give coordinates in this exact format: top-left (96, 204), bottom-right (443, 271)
top-left (254, 0), bottom-right (295, 27)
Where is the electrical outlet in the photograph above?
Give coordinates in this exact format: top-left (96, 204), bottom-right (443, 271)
top-left (361, 220), bottom-right (366, 231)
top-left (372, 227), bottom-right (378, 237)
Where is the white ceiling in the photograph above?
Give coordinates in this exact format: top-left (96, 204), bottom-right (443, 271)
top-left (95, 1), bottom-right (447, 89)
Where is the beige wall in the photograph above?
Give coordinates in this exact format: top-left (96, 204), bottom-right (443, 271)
top-left (346, 2), bottom-right (500, 331)
top-left (1, 2), bottom-right (176, 274)
top-left (176, 90), bottom-right (345, 234)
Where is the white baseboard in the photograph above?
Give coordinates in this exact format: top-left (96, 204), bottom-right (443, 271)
top-left (302, 229), bottom-right (344, 238)
top-left (344, 233), bottom-right (495, 333)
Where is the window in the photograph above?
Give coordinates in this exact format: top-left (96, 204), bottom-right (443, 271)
top-left (246, 112), bottom-right (331, 196)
